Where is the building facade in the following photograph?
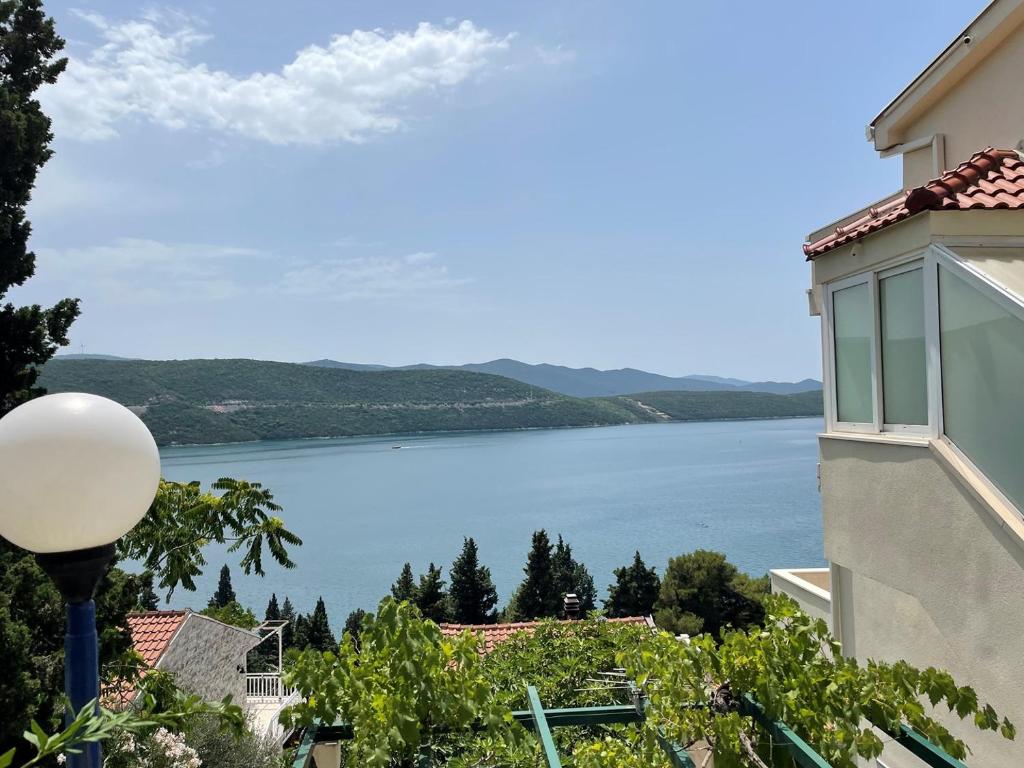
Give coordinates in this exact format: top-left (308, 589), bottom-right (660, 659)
top-left (773, 2), bottom-right (1024, 766)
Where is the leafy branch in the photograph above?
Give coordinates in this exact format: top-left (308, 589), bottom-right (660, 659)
top-left (118, 478), bottom-right (302, 598)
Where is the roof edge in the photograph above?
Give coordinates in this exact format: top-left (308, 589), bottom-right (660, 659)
top-left (870, 0), bottom-right (1024, 150)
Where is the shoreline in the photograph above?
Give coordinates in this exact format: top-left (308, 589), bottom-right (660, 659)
top-left (157, 413), bottom-right (824, 450)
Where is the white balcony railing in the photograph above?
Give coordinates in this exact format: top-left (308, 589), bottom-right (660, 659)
top-left (245, 672), bottom-right (295, 699)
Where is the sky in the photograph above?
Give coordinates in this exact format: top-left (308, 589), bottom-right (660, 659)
top-left (10, 0), bottom-right (990, 381)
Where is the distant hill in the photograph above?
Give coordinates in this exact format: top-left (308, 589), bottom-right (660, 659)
top-left (38, 358), bottom-right (646, 446)
top-left (305, 358), bottom-right (822, 397)
top-left (55, 353), bottom-right (136, 361)
top-left (38, 358), bottom-right (823, 446)
top-left (606, 389), bottom-right (824, 423)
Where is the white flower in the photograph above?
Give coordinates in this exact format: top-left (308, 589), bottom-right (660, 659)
top-left (56, 755), bottom-right (66, 766)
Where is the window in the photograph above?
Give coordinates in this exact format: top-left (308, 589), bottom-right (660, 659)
top-left (939, 265), bottom-right (1024, 510)
top-left (879, 267), bottom-right (927, 426)
top-left (832, 282), bottom-right (873, 424)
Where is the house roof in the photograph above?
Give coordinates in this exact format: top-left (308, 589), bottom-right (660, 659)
top-left (804, 147), bottom-right (1024, 259)
top-left (126, 610), bottom-right (188, 667)
top-left (439, 617), bottom-right (654, 655)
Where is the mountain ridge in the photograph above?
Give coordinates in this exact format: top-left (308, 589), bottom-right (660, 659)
top-left (305, 357), bottom-right (821, 397)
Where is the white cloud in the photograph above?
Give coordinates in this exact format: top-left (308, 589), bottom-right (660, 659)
top-left (282, 252), bottom-right (471, 300)
top-left (36, 238), bottom-right (263, 301)
top-left (43, 11), bottom-right (513, 145)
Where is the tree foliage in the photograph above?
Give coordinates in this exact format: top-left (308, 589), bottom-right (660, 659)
top-left (619, 595), bottom-right (1016, 767)
top-left (654, 549), bottom-right (767, 637)
top-left (551, 534), bottom-right (597, 614)
top-left (448, 538), bottom-right (498, 624)
top-left (284, 599), bottom-right (523, 767)
top-left (0, 0), bottom-right (79, 418)
top-left (415, 563), bottom-right (451, 623)
top-left (120, 477), bottom-right (302, 598)
top-left (506, 530), bottom-right (559, 621)
top-left (390, 563), bottom-right (417, 602)
top-left (209, 565), bottom-right (236, 609)
top-left (605, 551), bottom-right (660, 618)
top-left (200, 600), bottom-right (258, 630)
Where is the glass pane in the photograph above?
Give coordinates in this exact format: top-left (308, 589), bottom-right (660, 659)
top-left (880, 268), bottom-right (927, 425)
top-left (833, 282), bottom-right (873, 424)
top-left (940, 266), bottom-right (1024, 510)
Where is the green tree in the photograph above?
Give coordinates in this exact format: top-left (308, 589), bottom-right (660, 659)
top-left (604, 551), bottom-right (660, 618)
top-left (415, 563), bottom-right (451, 623)
top-left (654, 549), bottom-right (768, 637)
top-left (448, 538), bottom-right (498, 624)
top-left (280, 596), bottom-right (297, 650)
top-left (264, 593), bottom-right (280, 622)
top-left (208, 564), bottom-right (236, 609)
top-left (343, 608), bottom-right (368, 650)
top-left (0, 0), bottom-right (80, 418)
top-left (391, 562), bottom-right (417, 602)
top-left (506, 530), bottom-right (559, 621)
top-left (283, 599), bottom-right (524, 767)
top-left (136, 571), bottom-right (160, 611)
top-left (551, 535), bottom-right (597, 614)
top-left (201, 600), bottom-right (258, 629)
top-left (304, 597), bottom-right (336, 652)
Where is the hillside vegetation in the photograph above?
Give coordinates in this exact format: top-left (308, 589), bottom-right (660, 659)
top-left (38, 359), bottom-right (644, 445)
top-left (38, 359), bottom-right (823, 446)
top-left (608, 389), bottom-right (823, 422)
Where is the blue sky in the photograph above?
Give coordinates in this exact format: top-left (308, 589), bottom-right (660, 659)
top-left (12, 1), bottom-right (988, 381)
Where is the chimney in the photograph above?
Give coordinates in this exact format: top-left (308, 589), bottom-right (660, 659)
top-left (563, 593), bottom-right (581, 620)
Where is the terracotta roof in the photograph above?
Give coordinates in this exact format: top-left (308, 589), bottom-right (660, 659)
top-left (126, 610), bottom-right (188, 667)
top-left (805, 148), bottom-right (1024, 259)
top-left (439, 617), bottom-right (653, 655)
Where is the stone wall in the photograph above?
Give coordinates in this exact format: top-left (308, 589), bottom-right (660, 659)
top-left (157, 614), bottom-right (258, 704)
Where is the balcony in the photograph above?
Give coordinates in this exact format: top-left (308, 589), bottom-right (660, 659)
top-left (769, 567), bottom-right (831, 629)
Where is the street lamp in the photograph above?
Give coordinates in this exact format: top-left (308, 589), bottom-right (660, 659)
top-left (0, 393), bottom-right (160, 768)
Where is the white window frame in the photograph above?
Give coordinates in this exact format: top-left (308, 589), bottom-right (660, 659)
top-left (824, 253), bottom-right (930, 435)
top-left (931, 243), bottom-right (1024, 520)
top-left (824, 272), bottom-right (877, 433)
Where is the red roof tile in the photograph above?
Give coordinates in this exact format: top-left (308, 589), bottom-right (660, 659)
top-left (126, 610), bottom-right (188, 667)
top-left (439, 617), bottom-right (653, 655)
top-left (805, 148), bottom-right (1024, 259)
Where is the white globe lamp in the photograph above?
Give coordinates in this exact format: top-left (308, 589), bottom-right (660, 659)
top-left (0, 392), bottom-right (160, 768)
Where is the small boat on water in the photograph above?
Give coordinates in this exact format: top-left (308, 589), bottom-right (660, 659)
top-left (392, 444), bottom-right (402, 449)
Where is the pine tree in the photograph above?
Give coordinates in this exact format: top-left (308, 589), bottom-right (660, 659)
top-left (209, 564), bottom-right (236, 609)
top-left (292, 613), bottom-right (309, 651)
top-left (507, 530), bottom-right (559, 620)
top-left (448, 538), bottom-right (498, 624)
top-left (280, 596), bottom-right (297, 650)
top-left (304, 597), bottom-right (336, 652)
top-left (0, 0), bottom-right (80, 417)
top-left (265, 593), bottom-right (281, 622)
top-left (551, 535), bottom-right (597, 614)
top-left (605, 551), bottom-right (661, 618)
top-left (343, 609), bottom-right (368, 650)
top-left (415, 563), bottom-right (451, 623)
top-left (391, 562), bottom-right (417, 602)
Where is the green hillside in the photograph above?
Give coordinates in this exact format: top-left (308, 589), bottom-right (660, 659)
top-left (37, 359), bottom-right (645, 445)
top-left (607, 389), bottom-right (824, 422)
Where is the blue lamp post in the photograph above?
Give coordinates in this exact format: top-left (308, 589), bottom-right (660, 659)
top-left (0, 393), bottom-right (160, 768)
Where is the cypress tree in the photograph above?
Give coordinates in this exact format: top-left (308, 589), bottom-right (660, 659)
top-left (343, 608), bottom-right (368, 650)
top-left (136, 571), bottom-right (159, 611)
top-left (305, 597), bottom-right (336, 652)
top-left (265, 593), bottom-right (281, 622)
top-left (507, 530), bottom-right (559, 620)
top-left (551, 535), bottom-right (597, 614)
top-left (0, 0), bottom-right (80, 418)
top-left (415, 563), bottom-right (451, 623)
top-left (448, 537), bottom-right (498, 624)
top-left (292, 613), bottom-right (309, 650)
top-left (605, 551), bottom-right (661, 618)
top-left (209, 564), bottom-right (236, 609)
top-left (391, 562), bottom-right (417, 602)
top-left (280, 596), bottom-right (297, 650)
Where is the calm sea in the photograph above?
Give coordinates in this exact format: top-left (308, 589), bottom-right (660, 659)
top-left (160, 418), bottom-right (825, 621)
